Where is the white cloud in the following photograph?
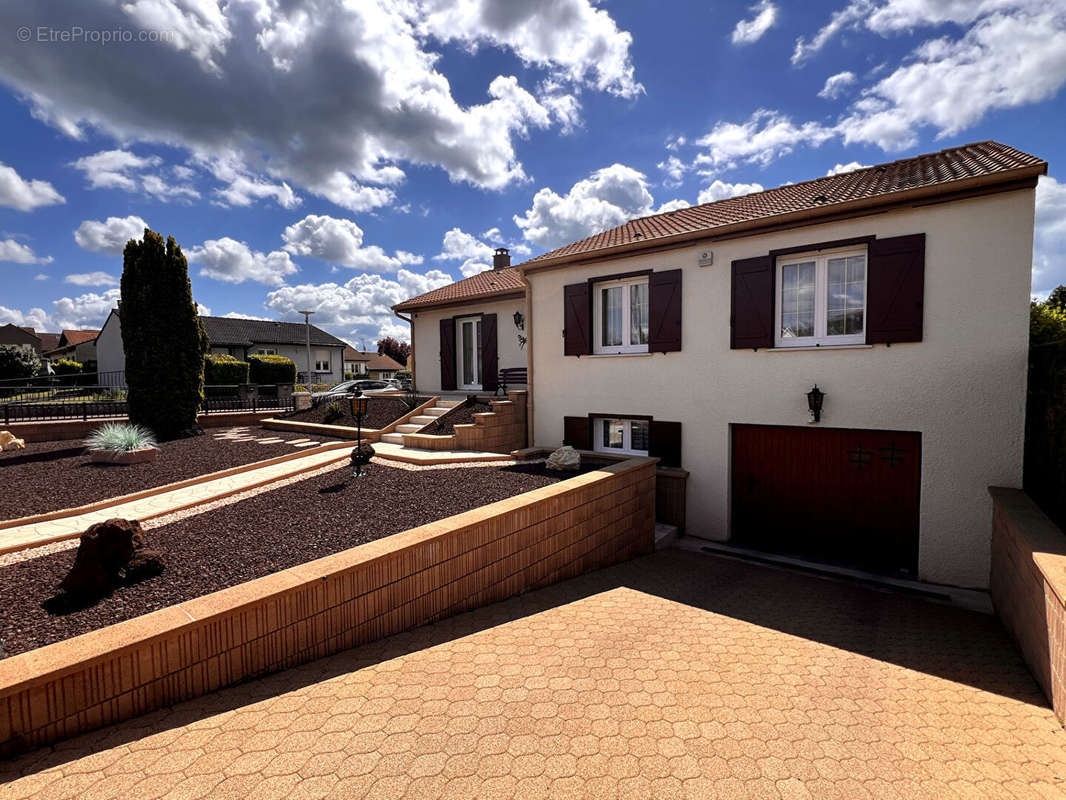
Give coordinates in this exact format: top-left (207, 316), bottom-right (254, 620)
top-left (655, 198), bottom-right (691, 213)
top-left (697, 180), bottom-right (765, 205)
top-left (732, 1), bottom-right (778, 45)
top-left (792, 1), bottom-right (871, 65)
top-left (281, 214), bottom-right (422, 272)
top-left (52, 288), bottom-right (121, 329)
top-left (693, 110), bottom-right (836, 175)
top-left (818, 71), bottom-right (857, 100)
top-left (71, 149), bottom-right (199, 201)
top-left (0, 238), bottom-right (52, 264)
top-left (514, 164), bottom-right (660, 249)
top-left (74, 215), bottom-right (150, 255)
top-left (34, 273), bottom-right (48, 281)
top-left (206, 156), bottom-right (302, 210)
top-left (220, 311), bottom-right (270, 320)
top-left (188, 238), bottom-right (299, 285)
top-left (0, 0), bottom-right (638, 210)
top-left (265, 268), bottom-right (453, 343)
top-left (65, 271), bottom-right (119, 287)
top-left (0, 305), bottom-right (51, 330)
top-left (658, 155), bottom-right (687, 187)
top-left (1033, 175), bottom-right (1066, 296)
top-left (0, 162), bottom-right (65, 211)
top-left (825, 161), bottom-right (869, 176)
top-left (434, 227), bottom-right (496, 276)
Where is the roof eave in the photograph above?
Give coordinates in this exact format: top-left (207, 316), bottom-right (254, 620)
top-left (392, 288), bottom-right (526, 313)
top-left (517, 163), bottom-right (1048, 274)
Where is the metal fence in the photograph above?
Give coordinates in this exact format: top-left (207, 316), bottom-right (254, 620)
top-left (0, 383), bottom-right (291, 425)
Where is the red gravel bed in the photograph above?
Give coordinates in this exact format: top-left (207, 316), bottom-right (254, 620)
top-left (0, 431), bottom-right (331, 521)
top-left (0, 461), bottom-right (597, 657)
top-left (418, 400), bottom-right (493, 436)
top-left (281, 396), bottom-right (428, 429)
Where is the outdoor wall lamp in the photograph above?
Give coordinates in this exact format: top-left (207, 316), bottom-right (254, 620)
top-left (513, 310), bottom-right (525, 330)
top-left (349, 390), bottom-right (371, 477)
top-left (807, 385), bottom-right (825, 423)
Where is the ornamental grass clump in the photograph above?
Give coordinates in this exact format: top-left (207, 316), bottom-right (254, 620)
top-left (85, 423), bottom-right (157, 453)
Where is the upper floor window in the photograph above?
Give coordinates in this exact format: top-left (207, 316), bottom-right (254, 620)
top-left (592, 277), bottom-right (649, 354)
top-left (776, 248), bottom-right (867, 347)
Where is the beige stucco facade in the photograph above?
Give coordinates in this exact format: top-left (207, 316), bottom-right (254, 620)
top-left (525, 188), bottom-right (1037, 589)
top-left (409, 296), bottom-right (528, 393)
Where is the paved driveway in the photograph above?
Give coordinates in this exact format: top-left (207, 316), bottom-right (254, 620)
top-left (2, 550), bottom-right (1064, 799)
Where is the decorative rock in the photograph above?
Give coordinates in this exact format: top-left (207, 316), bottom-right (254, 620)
top-left (57, 518), bottom-right (163, 600)
top-left (0, 431), bottom-right (25, 451)
top-left (546, 445), bottom-right (581, 471)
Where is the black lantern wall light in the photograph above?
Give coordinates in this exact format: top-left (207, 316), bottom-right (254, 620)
top-left (349, 389), bottom-right (372, 477)
top-left (806, 385), bottom-right (825, 423)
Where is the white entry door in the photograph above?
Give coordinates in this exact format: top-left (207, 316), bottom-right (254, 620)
top-left (457, 316), bottom-right (482, 389)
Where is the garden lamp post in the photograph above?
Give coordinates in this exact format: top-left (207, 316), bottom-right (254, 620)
top-left (350, 389), bottom-right (369, 477)
top-left (297, 309), bottom-right (314, 389)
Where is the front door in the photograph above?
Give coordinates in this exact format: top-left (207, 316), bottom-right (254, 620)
top-left (731, 424), bottom-right (921, 577)
top-left (457, 317), bottom-right (482, 389)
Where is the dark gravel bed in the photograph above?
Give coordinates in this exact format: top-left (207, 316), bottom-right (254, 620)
top-left (281, 396), bottom-right (427, 429)
top-left (0, 461), bottom-right (598, 657)
top-left (418, 400), bottom-right (493, 436)
top-left (0, 430), bottom-right (330, 521)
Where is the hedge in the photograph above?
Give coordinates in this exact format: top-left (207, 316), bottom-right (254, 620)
top-left (51, 359), bottom-right (83, 376)
top-left (204, 354), bottom-right (250, 385)
top-left (249, 353), bottom-right (296, 384)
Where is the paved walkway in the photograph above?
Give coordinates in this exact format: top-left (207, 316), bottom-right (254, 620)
top-left (0, 441), bottom-right (349, 555)
top-left (372, 440), bottom-right (514, 465)
top-left (2, 550), bottom-right (1063, 799)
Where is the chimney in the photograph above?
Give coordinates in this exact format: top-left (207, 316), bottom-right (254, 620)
top-left (493, 247), bottom-right (510, 270)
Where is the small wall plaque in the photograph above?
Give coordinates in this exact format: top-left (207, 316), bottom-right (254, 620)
top-left (698, 250), bottom-right (713, 267)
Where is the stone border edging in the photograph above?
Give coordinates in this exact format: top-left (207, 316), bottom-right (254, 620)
top-left (0, 456), bottom-right (657, 754)
top-left (0, 441), bottom-right (355, 538)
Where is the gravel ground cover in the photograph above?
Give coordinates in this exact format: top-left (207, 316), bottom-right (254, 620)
top-left (280, 396), bottom-right (427, 429)
top-left (418, 399), bottom-right (493, 436)
top-left (0, 461), bottom-right (597, 657)
top-left (0, 430), bottom-right (331, 521)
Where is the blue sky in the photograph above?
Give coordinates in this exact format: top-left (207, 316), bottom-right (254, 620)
top-left (0, 0), bottom-right (1064, 346)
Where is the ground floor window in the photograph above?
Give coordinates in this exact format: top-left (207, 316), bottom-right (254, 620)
top-left (256, 348), bottom-right (277, 356)
top-left (314, 349), bottom-right (330, 372)
top-left (593, 417), bottom-right (650, 456)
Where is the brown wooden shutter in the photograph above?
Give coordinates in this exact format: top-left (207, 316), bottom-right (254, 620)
top-left (439, 318), bottom-right (456, 390)
top-left (563, 416), bottom-right (591, 450)
top-left (649, 420), bottom-right (682, 467)
top-left (648, 269), bottom-right (682, 352)
top-left (481, 313), bottom-right (498, 392)
top-left (731, 255), bottom-right (774, 349)
top-left (867, 233), bottom-right (925, 344)
top-left (563, 282), bottom-right (591, 356)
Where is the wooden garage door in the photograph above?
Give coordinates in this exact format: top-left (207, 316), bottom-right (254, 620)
top-left (732, 425), bottom-right (921, 577)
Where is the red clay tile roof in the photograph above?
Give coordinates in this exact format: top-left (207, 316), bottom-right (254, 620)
top-left (520, 141), bottom-right (1047, 269)
top-left (36, 333), bottom-right (61, 352)
top-left (393, 267), bottom-right (525, 312)
top-left (343, 348), bottom-right (404, 370)
top-left (60, 329), bottom-right (100, 346)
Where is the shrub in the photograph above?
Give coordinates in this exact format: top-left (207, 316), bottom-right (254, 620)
top-left (344, 371), bottom-right (356, 381)
top-left (204, 353), bottom-right (250, 385)
top-left (248, 353), bottom-right (296, 384)
top-left (85, 423), bottom-right (157, 453)
top-left (0, 345), bottom-right (40, 380)
top-left (121, 229), bottom-right (208, 440)
top-left (323, 401), bottom-right (344, 423)
top-left (52, 359), bottom-right (82, 376)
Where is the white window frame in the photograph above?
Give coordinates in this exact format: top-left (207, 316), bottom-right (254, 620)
top-left (314, 348), bottom-right (330, 373)
top-left (592, 417), bottom-right (650, 457)
top-left (255, 348), bottom-right (277, 356)
top-left (456, 316), bottom-right (483, 390)
top-left (592, 276), bottom-right (650, 355)
top-left (775, 246), bottom-right (868, 348)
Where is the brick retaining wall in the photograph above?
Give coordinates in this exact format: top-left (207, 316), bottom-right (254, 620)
top-left (453, 390), bottom-right (527, 453)
top-left (989, 487), bottom-right (1066, 725)
top-left (0, 456), bottom-right (656, 754)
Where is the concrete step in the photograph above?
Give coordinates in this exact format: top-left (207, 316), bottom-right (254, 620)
top-left (424, 407), bottom-right (449, 417)
top-left (410, 415), bottom-right (436, 425)
top-left (380, 433), bottom-right (405, 444)
top-left (437, 400), bottom-right (462, 408)
top-left (396, 424), bottom-right (423, 433)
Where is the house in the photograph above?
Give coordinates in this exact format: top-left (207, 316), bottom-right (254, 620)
top-left (393, 248), bottom-right (527, 393)
top-left (343, 347), bottom-right (404, 380)
top-left (44, 329), bottom-right (100, 364)
top-left (35, 332), bottom-right (61, 354)
top-left (0, 324), bottom-right (41, 355)
top-left (514, 140), bottom-right (1044, 591)
top-left (96, 312), bottom-right (348, 385)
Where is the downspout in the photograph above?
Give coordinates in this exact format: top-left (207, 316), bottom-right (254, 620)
top-left (517, 268), bottom-right (534, 447)
top-left (394, 310), bottom-right (414, 385)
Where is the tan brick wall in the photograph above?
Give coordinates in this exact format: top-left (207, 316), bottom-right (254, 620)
top-left (0, 456), bottom-right (655, 754)
top-left (453, 390), bottom-right (528, 453)
top-left (989, 487), bottom-right (1066, 724)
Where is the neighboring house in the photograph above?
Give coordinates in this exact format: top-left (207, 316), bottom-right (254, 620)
top-left (344, 346), bottom-right (368, 376)
top-left (393, 248), bottom-right (527, 393)
top-left (96, 312), bottom-right (348, 385)
top-left (515, 140), bottom-right (1044, 591)
top-left (357, 350), bottom-right (404, 380)
top-left (0, 323), bottom-right (40, 355)
top-left (44, 329), bottom-right (100, 363)
top-left (35, 332), bottom-right (61, 354)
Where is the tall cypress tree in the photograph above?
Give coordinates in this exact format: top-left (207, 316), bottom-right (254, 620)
top-left (120, 229), bottom-right (208, 440)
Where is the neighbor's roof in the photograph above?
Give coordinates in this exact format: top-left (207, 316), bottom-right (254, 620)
top-left (200, 316), bottom-right (348, 348)
top-left (519, 140), bottom-right (1047, 271)
top-left (343, 345), bottom-right (369, 362)
top-left (361, 352), bottom-right (404, 371)
top-left (59, 329), bottom-right (100, 346)
top-left (393, 267), bottom-right (525, 312)
top-left (36, 332), bottom-right (61, 352)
